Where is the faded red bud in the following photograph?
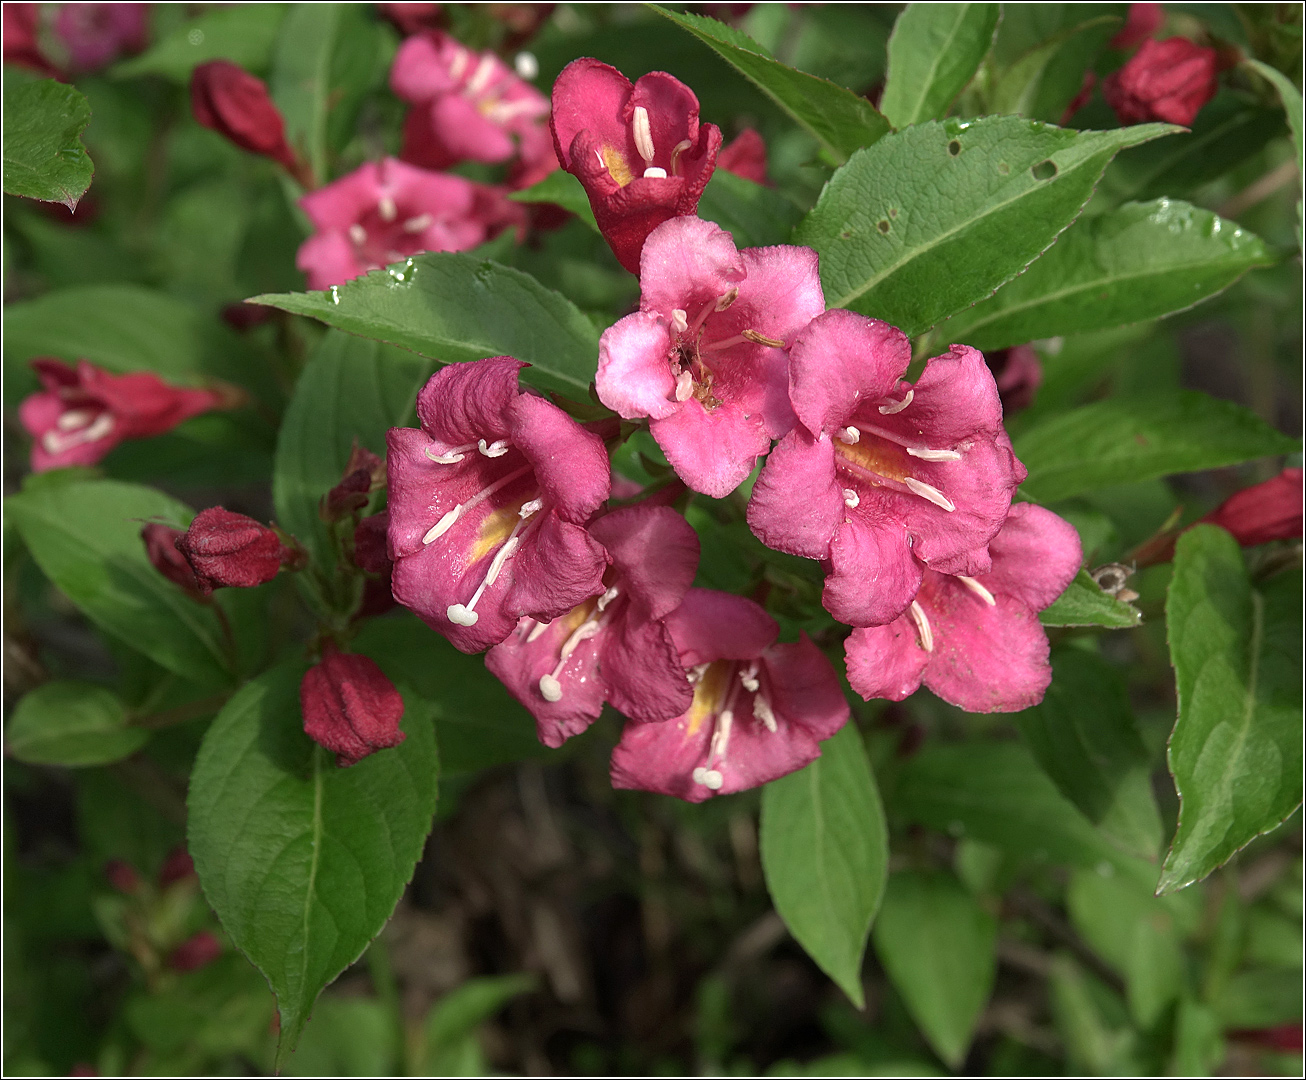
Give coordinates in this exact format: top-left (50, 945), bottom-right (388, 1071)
top-left (1202, 468), bottom-right (1303, 547)
top-left (168, 930), bottom-right (223, 972)
top-left (324, 444), bottom-right (386, 520)
top-left (176, 507), bottom-right (295, 594)
top-left (1104, 37), bottom-right (1219, 127)
top-left (191, 61), bottom-right (299, 174)
top-left (301, 646), bottom-right (406, 766)
top-left (157, 846), bottom-right (196, 887)
top-left (141, 523), bottom-right (207, 602)
top-left (104, 859), bottom-right (142, 895)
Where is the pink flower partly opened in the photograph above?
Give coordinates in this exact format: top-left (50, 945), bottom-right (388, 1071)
top-left (610, 589), bottom-right (849, 802)
top-left (552, 59), bottom-right (723, 273)
top-left (845, 503), bottom-right (1082, 713)
top-left (597, 216), bottom-right (825, 498)
top-left (747, 310), bottom-right (1026, 628)
top-left (486, 504), bottom-right (699, 748)
top-left (386, 358), bottom-right (610, 653)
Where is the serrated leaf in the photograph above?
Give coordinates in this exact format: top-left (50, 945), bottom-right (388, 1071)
top-left (508, 170), bottom-right (599, 232)
top-left (1013, 391), bottom-right (1299, 503)
top-left (6, 681), bottom-right (148, 766)
top-left (879, 3), bottom-right (1000, 129)
top-left (760, 724), bottom-right (888, 1007)
top-left (871, 871), bottom-right (997, 1067)
top-left (986, 16), bottom-right (1117, 121)
top-left (2, 79), bottom-right (94, 209)
top-left (1158, 529), bottom-right (1302, 893)
top-left (697, 167), bottom-right (805, 248)
top-left (649, 5), bottom-right (891, 163)
top-left (938, 200), bottom-right (1274, 351)
top-left (251, 253), bottom-right (602, 399)
top-left (795, 117), bottom-right (1176, 336)
top-left (114, 4), bottom-right (287, 81)
top-left (1040, 568), bottom-right (1142, 628)
top-left (187, 662), bottom-right (439, 1067)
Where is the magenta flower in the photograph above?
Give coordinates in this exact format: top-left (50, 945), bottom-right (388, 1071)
top-left (845, 503), bottom-right (1082, 713)
top-left (551, 59), bottom-right (723, 273)
top-left (386, 358), bottom-right (610, 653)
top-left (391, 31), bottom-right (549, 169)
top-left (747, 310), bottom-right (1026, 627)
top-left (19, 358), bottom-right (230, 473)
top-left (54, 2), bottom-right (148, 72)
top-left (596, 217), bottom-right (824, 498)
top-left (718, 127), bottom-right (769, 185)
top-left (486, 504), bottom-right (699, 748)
top-left (296, 157), bottom-right (487, 290)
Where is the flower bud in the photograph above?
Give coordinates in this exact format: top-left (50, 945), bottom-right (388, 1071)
top-left (104, 859), bottom-right (142, 895)
top-left (1110, 3), bottom-right (1164, 50)
top-left (1201, 468), bottom-right (1303, 547)
top-left (167, 930), bottom-right (223, 972)
top-left (301, 647), bottom-right (406, 767)
top-left (718, 128), bottom-right (768, 185)
top-left (157, 846), bottom-right (196, 887)
top-left (175, 507), bottom-right (295, 594)
top-left (190, 61), bottom-right (299, 174)
top-left (1104, 37), bottom-right (1219, 127)
top-left (141, 523), bottom-right (207, 602)
top-left (985, 345), bottom-right (1043, 413)
top-left (323, 444), bottom-right (386, 521)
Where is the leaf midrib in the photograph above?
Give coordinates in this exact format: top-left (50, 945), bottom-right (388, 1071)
top-left (891, 5), bottom-right (977, 128)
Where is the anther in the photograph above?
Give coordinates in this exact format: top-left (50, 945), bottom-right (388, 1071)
top-left (674, 370), bottom-right (694, 402)
top-left (752, 694), bottom-right (777, 732)
top-left (692, 767), bottom-right (724, 790)
top-left (714, 287), bottom-right (739, 311)
top-left (425, 442), bottom-right (473, 464)
top-left (907, 446), bottom-right (962, 461)
top-left (670, 308), bottom-right (689, 334)
top-left (403, 214), bottom-right (433, 233)
top-left (596, 585), bottom-right (620, 612)
top-left (538, 674), bottom-right (562, 701)
top-left (904, 477), bottom-right (956, 512)
top-left (837, 426), bottom-right (861, 444)
top-left (467, 54), bottom-right (496, 95)
top-left (909, 601), bottom-right (935, 652)
top-left (843, 488), bottom-right (860, 508)
top-left (348, 223), bottom-right (367, 246)
top-left (631, 106), bottom-right (656, 164)
top-left (958, 575), bottom-right (996, 606)
top-left (423, 506), bottom-right (462, 544)
top-left (740, 663), bottom-right (759, 692)
top-left (478, 438), bottom-right (510, 457)
top-left (879, 389), bottom-right (914, 414)
top-left (643, 167), bottom-right (668, 179)
top-left (741, 329), bottom-right (786, 348)
top-left (57, 409), bottom-right (92, 431)
top-left (378, 195), bottom-right (397, 222)
top-left (518, 497), bottom-right (544, 518)
top-left (447, 604), bottom-right (478, 626)
top-left (688, 662), bottom-right (710, 685)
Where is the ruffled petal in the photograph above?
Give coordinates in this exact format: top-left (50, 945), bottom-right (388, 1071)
top-left (509, 392), bottom-right (610, 524)
top-left (596, 311), bottom-right (679, 420)
top-left (763, 635), bottom-right (850, 742)
top-left (979, 502), bottom-right (1083, 612)
top-left (824, 510), bottom-right (923, 627)
top-left (590, 505), bottom-right (699, 620)
top-left (845, 619), bottom-right (929, 701)
top-left (502, 513), bottom-right (608, 627)
top-left (651, 398), bottom-right (770, 500)
top-left (415, 357), bottom-right (521, 445)
top-left (665, 589), bottom-right (777, 667)
top-left (638, 216), bottom-right (745, 319)
top-left (602, 614), bottom-right (693, 723)
top-left (550, 58), bottom-right (635, 172)
top-left (746, 429), bottom-right (842, 560)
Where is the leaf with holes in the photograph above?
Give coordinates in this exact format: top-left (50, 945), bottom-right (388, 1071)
top-left (187, 661), bottom-right (439, 1067)
top-left (1158, 528), bottom-right (1302, 893)
top-left (879, 3), bottom-right (1000, 129)
top-left (795, 117), bottom-right (1176, 336)
top-left (3, 78), bottom-right (94, 210)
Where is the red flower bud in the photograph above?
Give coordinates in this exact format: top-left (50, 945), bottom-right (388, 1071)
top-left (1201, 468), bottom-right (1303, 547)
top-left (190, 61), bottom-right (299, 174)
top-left (718, 128), bottom-right (768, 185)
top-left (167, 930), bottom-right (223, 972)
top-left (1104, 37), bottom-right (1218, 127)
top-left (157, 846), bottom-right (196, 887)
top-left (301, 647), bottom-right (406, 767)
top-left (1110, 3), bottom-right (1164, 50)
top-left (324, 444), bottom-right (386, 520)
top-left (175, 508), bottom-right (295, 594)
top-left (141, 523), bottom-right (207, 602)
top-left (104, 859), bottom-right (142, 895)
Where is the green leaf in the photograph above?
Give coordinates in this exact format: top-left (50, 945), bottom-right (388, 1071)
top-left (1015, 648), bottom-right (1149, 824)
top-left (187, 662), bottom-right (439, 1067)
top-left (508, 171), bottom-right (599, 232)
top-left (879, 3), bottom-right (1000, 129)
top-left (2, 79), bottom-right (94, 210)
top-left (871, 871), bottom-right (996, 1067)
top-left (251, 253), bottom-right (602, 398)
top-left (1013, 391), bottom-right (1299, 504)
top-left (760, 724), bottom-right (888, 1007)
top-left (6, 480), bottom-right (234, 687)
top-left (698, 168), bottom-right (805, 248)
top-left (1169, 999), bottom-right (1225, 1078)
top-left (114, 4), bottom-right (287, 82)
top-left (1048, 954), bottom-right (1138, 1076)
top-left (1245, 59), bottom-right (1304, 248)
top-left (1210, 966), bottom-right (1304, 1028)
top-left (1040, 568), bottom-right (1143, 629)
top-left (985, 16), bottom-right (1117, 122)
top-left (269, 4), bottom-right (341, 185)
top-left (273, 332), bottom-right (432, 569)
top-left (6, 681), bottom-right (148, 766)
top-left (649, 5), bottom-right (891, 163)
top-left (1158, 529), bottom-right (1302, 893)
top-left (938, 200), bottom-right (1274, 351)
top-left (795, 117), bottom-right (1176, 336)
top-left (420, 974), bottom-right (536, 1074)
top-left (284, 995), bottom-right (397, 1077)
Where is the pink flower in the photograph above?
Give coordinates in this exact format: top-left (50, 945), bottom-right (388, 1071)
top-left (392, 31), bottom-right (549, 169)
top-left (1104, 37), bottom-right (1218, 127)
top-left (1110, 3), bottom-right (1164, 50)
top-left (985, 345), bottom-right (1043, 413)
top-left (747, 310), bottom-right (1026, 628)
top-left (190, 61), bottom-right (303, 180)
top-left (296, 157), bottom-right (487, 290)
top-left (141, 523), bottom-right (206, 602)
top-left (610, 589), bottom-right (849, 802)
top-left (486, 505), bottom-right (699, 748)
top-left (718, 127), bottom-right (768, 185)
top-left (596, 216), bottom-right (824, 498)
top-left (845, 503), bottom-right (1082, 713)
top-left (386, 358), bottom-right (610, 653)
top-left (176, 508), bottom-right (298, 594)
top-left (19, 358), bottom-right (229, 473)
top-left (54, 3), bottom-right (148, 72)
top-left (301, 645), bottom-right (406, 766)
top-left (3, 5), bottom-right (59, 77)
top-left (551, 59), bottom-right (723, 273)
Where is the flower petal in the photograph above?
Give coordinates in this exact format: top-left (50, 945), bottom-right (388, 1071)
top-left (651, 398), bottom-right (771, 500)
top-left (415, 356), bottom-right (521, 445)
top-left (596, 311), bottom-right (679, 420)
top-left (747, 429), bottom-right (842, 560)
top-left (845, 619), bottom-right (929, 701)
top-left (590, 505), bottom-right (700, 620)
top-left (979, 502), bottom-right (1083, 612)
top-left (824, 510), bottom-right (923, 627)
top-left (603, 614), bottom-right (693, 723)
top-left (638, 216), bottom-right (745, 319)
top-left (665, 588), bottom-right (777, 667)
top-left (509, 392), bottom-right (610, 524)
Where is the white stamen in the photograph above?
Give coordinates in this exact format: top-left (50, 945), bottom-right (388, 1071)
top-left (449, 48), bottom-right (470, 82)
top-left (740, 663), bottom-right (759, 692)
top-left (715, 287), bottom-right (739, 311)
top-left (56, 409), bottom-right (93, 431)
top-left (378, 195), bottom-right (397, 222)
top-left (558, 620), bottom-right (600, 664)
top-left (538, 673), bottom-right (563, 701)
top-left (595, 148), bottom-right (606, 169)
top-left (467, 54), bottom-right (496, 95)
top-left (424, 463), bottom-right (531, 544)
top-left (423, 506), bottom-right (462, 544)
top-left (447, 604), bottom-right (479, 626)
top-left (709, 708), bottom-right (734, 765)
top-left (843, 488), bottom-right (860, 509)
top-left (403, 213), bottom-right (433, 233)
top-left (692, 767), bottom-right (724, 790)
top-left (478, 438), bottom-right (510, 457)
top-left (669, 138), bottom-right (693, 174)
top-left (907, 446), bottom-right (962, 461)
top-left (879, 389), bottom-right (914, 414)
top-left (519, 497), bottom-right (544, 518)
top-left (837, 426), bottom-right (861, 445)
top-left (425, 441), bottom-right (476, 464)
top-left (631, 106), bottom-right (655, 163)
top-left (514, 51), bottom-right (538, 80)
top-left (484, 536), bottom-right (520, 587)
top-left (670, 308), bottom-right (689, 334)
top-left (642, 166), bottom-right (668, 179)
top-left (688, 662), bottom-right (710, 685)
top-left (904, 477), bottom-right (956, 512)
top-left (910, 600), bottom-right (935, 652)
top-left (958, 575), bottom-right (997, 606)
top-left (526, 619), bottom-right (552, 643)
top-left (42, 412), bottom-right (114, 453)
top-left (674, 370), bottom-right (694, 402)
top-left (596, 585), bottom-right (620, 612)
top-left (348, 223), bottom-right (367, 246)
top-left (752, 694), bottom-right (777, 732)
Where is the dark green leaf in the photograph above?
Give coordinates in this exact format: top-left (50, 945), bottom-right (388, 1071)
top-left (1169, 999), bottom-right (1225, 1077)
top-left (1158, 530), bottom-right (1302, 893)
top-left (938, 200), bottom-right (1273, 350)
top-left (508, 171), bottom-right (599, 232)
top-left (760, 724), bottom-right (888, 1007)
top-left (6, 681), bottom-right (148, 766)
top-left (1245, 59), bottom-right (1304, 248)
top-left (697, 168), bottom-right (805, 248)
top-left (2, 79), bottom-right (94, 209)
top-left (114, 4), bottom-right (287, 81)
top-left (270, 4), bottom-right (341, 185)
top-left (251, 253), bottom-right (602, 398)
top-left (187, 662), bottom-right (439, 1066)
top-left (649, 5), bottom-right (891, 163)
top-left (871, 871), bottom-right (997, 1067)
top-left (285, 995), bottom-right (397, 1077)
top-left (6, 480), bottom-right (234, 687)
top-left (1040, 568), bottom-right (1143, 628)
top-left (986, 16), bottom-right (1118, 122)
top-left (1210, 967), bottom-right (1303, 1028)
top-left (1048, 954), bottom-right (1138, 1076)
top-left (795, 118), bottom-right (1176, 336)
top-left (880, 4), bottom-right (1000, 129)
top-left (1014, 391), bottom-right (1299, 504)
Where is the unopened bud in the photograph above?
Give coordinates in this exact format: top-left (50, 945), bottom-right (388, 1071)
top-left (175, 507), bottom-right (296, 594)
top-left (301, 646), bottom-right (406, 767)
top-left (141, 523), bottom-right (207, 602)
top-left (157, 846), bottom-right (196, 887)
top-left (168, 930), bottom-right (223, 972)
top-left (1202, 468), bottom-right (1303, 548)
top-left (104, 859), bottom-right (142, 895)
top-left (190, 61), bottom-right (300, 174)
top-left (324, 444), bottom-right (386, 520)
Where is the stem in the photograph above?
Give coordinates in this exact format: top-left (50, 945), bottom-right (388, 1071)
top-left (213, 601), bottom-right (240, 678)
top-left (130, 692), bottom-right (231, 730)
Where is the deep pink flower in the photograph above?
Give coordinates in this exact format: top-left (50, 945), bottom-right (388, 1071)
top-left (54, 3), bottom-right (148, 72)
top-left (392, 31), bottom-right (549, 169)
top-left (747, 310), bottom-right (1026, 628)
top-left (378, 2), bottom-right (444, 36)
top-left (718, 127), bottom-right (768, 185)
top-left (190, 61), bottom-right (302, 178)
top-left (176, 508), bottom-right (296, 594)
top-left (985, 345), bottom-right (1043, 413)
top-left (3, 5), bottom-right (59, 76)
top-left (301, 645), bottom-right (406, 766)
top-left (1110, 3), bottom-right (1164, 50)
top-left (1201, 467), bottom-right (1303, 547)
top-left (297, 157), bottom-right (487, 290)
top-left (551, 58), bottom-right (723, 273)
top-left (486, 505), bottom-right (698, 747)
top-left (19, 358), bottom-right (229, 472)
top-left (386, 358), bottom-right (610, 653)
top-left (610, 589), bottom-right (849, 802)
top-left (596, 217), bottom-right (824, 498)
top-left (845, 503), bottom-right (1081, 713)
top-left (1104, 36), bottom-right (1218, 126)
top-left (168, 930), bottom-right (223, 972)
top-left (141, 523), bottom-right (206, 602)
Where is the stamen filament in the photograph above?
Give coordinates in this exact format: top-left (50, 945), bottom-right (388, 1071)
top-left (958, 575), bottom-right (997, 606)
top-left (478, 438), bottom-right (510, 457)
top-left (446, 512), bottom-right (532, 626)
top-left (526, 618), bottom-right (551, 643)
top-left (425, 440), bottom-right (478, 464)
top-left (879, 389), bottom-right (914, 414)
top-left (467, 54), bottom-right (496, 95)
top-left (669, 138), bottom-right (693, 175)
top-left (910, 601), bottom-right (935, 652)
top-left (904, 477), bottom-right (956, 512)
top-left (752, 694), bottom-right (777, 732)
top-left (422, 463), bottom-right (532, 545)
